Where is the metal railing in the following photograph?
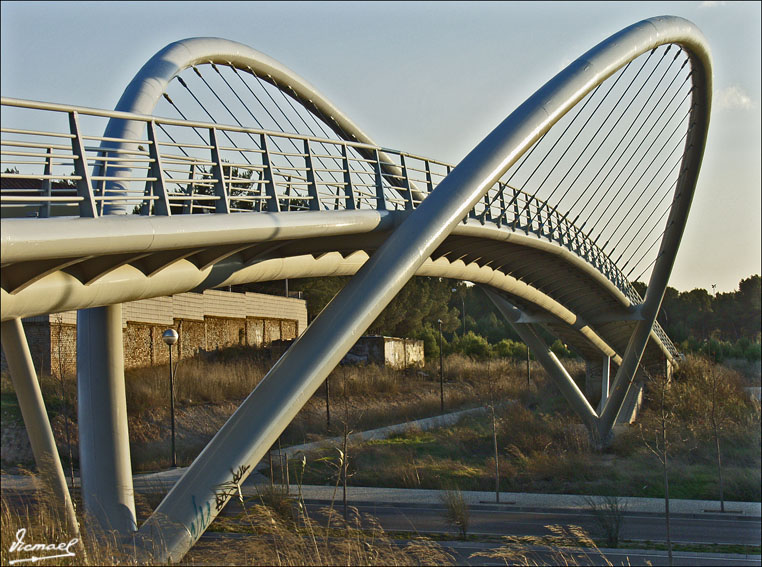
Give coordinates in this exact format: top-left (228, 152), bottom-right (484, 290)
top-left (0, 97), bottom-right (678, 357)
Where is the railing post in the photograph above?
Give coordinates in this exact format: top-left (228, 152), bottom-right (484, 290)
top-left (209, 127), bottom-right (230, 214)
top-left (497, 184), bottom-right (507, 228)
top-left (373, 148), bottom-right (386, 211)
top-left (341, 144), bottom-right (356, 210)
top-left (512, 186), bottom-right (520, 230)
top-left (399, 154), bottom-right (414, 210)
top-left (183, 163), bottom-right (195, 214)
top-left (425, 160), bottom-right (434, 194)
top-left (260, 133), bottom-right (279, 213)
top-left (146, 121), bottom-right (171, 216)
top-left (40, 147), bottom-right (53, 218)
top-left (68, 111), bottom-right (98, 218)
top-left (303, 140), bottom-right (320, 211)
top-left (481, 192), bottom-right (492, 224)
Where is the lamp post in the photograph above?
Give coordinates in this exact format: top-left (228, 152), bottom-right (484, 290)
top-left (452, 288), bottom-right (465, 336)
top-left (438, 319), bottom-right (444, 412)
top-left (162, 329), bottom-right (179, 468)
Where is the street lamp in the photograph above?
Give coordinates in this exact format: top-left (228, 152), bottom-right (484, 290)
top-left (162, 328), bottom-right (179, 468)
top-left (452, 288), bottom-right (465, 336)
top-left (438, 319), bottom-right (444, 412)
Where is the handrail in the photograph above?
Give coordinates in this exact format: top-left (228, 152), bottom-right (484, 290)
top-left (0, 96), bottom-right (678, 357)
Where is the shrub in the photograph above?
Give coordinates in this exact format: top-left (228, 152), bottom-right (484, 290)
top-left (448, 331), bottom-right (492, 359)
top-left (440, 487), bottom-right (470, 539)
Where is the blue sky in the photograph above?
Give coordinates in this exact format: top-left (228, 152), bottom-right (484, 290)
top-left (1, 1), bottom-right (760, 293)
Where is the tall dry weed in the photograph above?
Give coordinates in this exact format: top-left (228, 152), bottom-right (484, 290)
top-left (470, 524), bottom-right (613, 566)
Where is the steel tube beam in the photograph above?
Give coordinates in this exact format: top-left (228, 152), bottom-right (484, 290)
top-left (599, 356), bottom-right (610, 413)
top-left (77, 304), bottom-right (136, 533)
top-left (0, 318), bottom-right (80, 536)
top-left (483, 287), bottom-right (599, 433)
top-left (0, 210), bottom-right (394, 265)
top-left (134, 17), bottom-right (710, 562)
top-left (598, 19), bottom-right (712, 439)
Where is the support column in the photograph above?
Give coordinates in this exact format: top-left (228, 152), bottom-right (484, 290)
top-left (77, 305), bottom-right (136, 533)
top-left (616, 368), bottom-right (646, 424)
top-left (1, 318), bottom-right (79, 535)
top-left (598, 356), bottom-right (610, 414)
top-left (484, 288), bottom-right (598, 434)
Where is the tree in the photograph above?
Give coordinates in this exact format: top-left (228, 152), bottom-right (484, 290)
top-left (693, 358), bottom-right (741, 513)
top-left (640, 372), bottom-right (676, 566)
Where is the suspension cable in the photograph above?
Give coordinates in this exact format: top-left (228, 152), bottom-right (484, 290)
top-left (532, 47), bottom-right (669, 227)
top-left (587, 106), bottom-right (690, 240)
top-left (608, 162), bottom-right (680, 259)
top-left (511, 62), bottom-right (636, 217)
top-left (552, 50), bottom-right (686, 221)
top-left (576, 82), bottom-right (690, 234)
top-left (596, 126), bottom-right (688, 250)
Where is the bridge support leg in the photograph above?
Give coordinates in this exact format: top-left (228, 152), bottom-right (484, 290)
top-left (598, 356), bottom-right (610, 414)
top-left (0, 318), bottom-right (80, 536)
top-left (483, 288), bottom-right (599, 435)
top-left (77, 305), bottom-right (136, 534)
top-left (616, 369), bottom-right (645, 425)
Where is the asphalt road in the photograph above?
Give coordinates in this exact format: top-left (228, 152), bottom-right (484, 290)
top-left (299, 500), bottom-right (761, 547)
top-left (438, 541), bottom-right (762, 566)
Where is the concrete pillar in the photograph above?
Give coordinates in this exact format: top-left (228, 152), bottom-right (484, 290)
top-left (77, 305), bottom-right (136, 533)
top-left (598, 356), bottom-right (610, 413)
top-left (1, 318), bottom-right (80, 536)
top-left (585, 360), bottom-right (602, 403)
top-left (616, 369), bottom-right (646, 424)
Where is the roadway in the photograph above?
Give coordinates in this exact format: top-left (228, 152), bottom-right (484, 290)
top-left (298, 499), bottom-right (761, 547)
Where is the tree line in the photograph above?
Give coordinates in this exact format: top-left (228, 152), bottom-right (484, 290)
top-left (248, 274), bottom-right (760, 362)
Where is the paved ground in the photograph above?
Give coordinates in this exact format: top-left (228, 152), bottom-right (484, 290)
top-left (113, 466), bottom-right (762, 518)
top-left (5, 470), bottom-right (760, 566)
top-left (4, 466), bottom-right (760, 518)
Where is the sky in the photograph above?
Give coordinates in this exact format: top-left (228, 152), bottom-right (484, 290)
top-left (1, 1), bottom-right (760, 294)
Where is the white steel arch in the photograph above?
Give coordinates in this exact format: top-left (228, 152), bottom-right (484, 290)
top-left (101, 37), bottom-right (425, 214)
top-left (0, 15), bottom-right (711, 563)
top-left (132, 15), bottom-right (710, 562)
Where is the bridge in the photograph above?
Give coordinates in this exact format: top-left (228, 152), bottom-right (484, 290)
top-left (0, 16), bottom-right (710, 562)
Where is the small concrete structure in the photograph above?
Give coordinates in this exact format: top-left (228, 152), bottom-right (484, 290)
top-left (343, 335), bottom-right (424, 369)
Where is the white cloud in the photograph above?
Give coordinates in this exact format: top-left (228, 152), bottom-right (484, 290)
top-left (700, 1), bottom-right (727, 7)
top-left (716, 85), bottom-right (757, 110)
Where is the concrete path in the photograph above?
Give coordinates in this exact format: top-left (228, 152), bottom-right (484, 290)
top-left (4, 469), bottom-right (758, 518)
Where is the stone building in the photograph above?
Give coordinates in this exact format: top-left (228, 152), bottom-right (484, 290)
top-left (7, 290), bottom-right (308, 376)
top-left (343, 335), bottom-right (425, 370)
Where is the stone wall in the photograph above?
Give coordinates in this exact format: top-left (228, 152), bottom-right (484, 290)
top-left (2, 290), bottom-right (308, 375)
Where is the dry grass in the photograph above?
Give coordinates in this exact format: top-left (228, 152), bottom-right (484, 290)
top-left (439, 488), bottom-right (470, 539)
top-left (470, 524), bottom-right (614, 566)
top-left (1, 484), bottom-right (144, 565)
top-left (187, 499), bottom-right (454, 566)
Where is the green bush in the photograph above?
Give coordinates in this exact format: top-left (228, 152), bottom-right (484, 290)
top-left (448, 331), bottom-right (492, 359)
top-left (415, 324), bottom-right (447, 359)
top-left (494, 339), bottom-right (529, 360)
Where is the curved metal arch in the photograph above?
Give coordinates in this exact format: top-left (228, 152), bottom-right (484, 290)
top-left (101, 37), bottom-right (424, 213)
top-left (134, 16), bottom-right (711, 562)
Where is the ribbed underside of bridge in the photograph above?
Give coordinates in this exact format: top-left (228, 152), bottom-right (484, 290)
top-left (0, 211), bottom-right (671, 374)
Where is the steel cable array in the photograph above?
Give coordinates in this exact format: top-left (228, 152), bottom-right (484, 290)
top-left (1, 40), bottom-right (696, 357)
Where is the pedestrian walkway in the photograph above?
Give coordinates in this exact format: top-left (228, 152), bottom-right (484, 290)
top-left (4, 468), bottom-right (759, 518)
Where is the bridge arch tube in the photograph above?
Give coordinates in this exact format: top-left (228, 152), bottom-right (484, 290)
top-left (101, 37), bottom-right (424, 214)
top-left (135, 16), bottom-right (710, 562)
